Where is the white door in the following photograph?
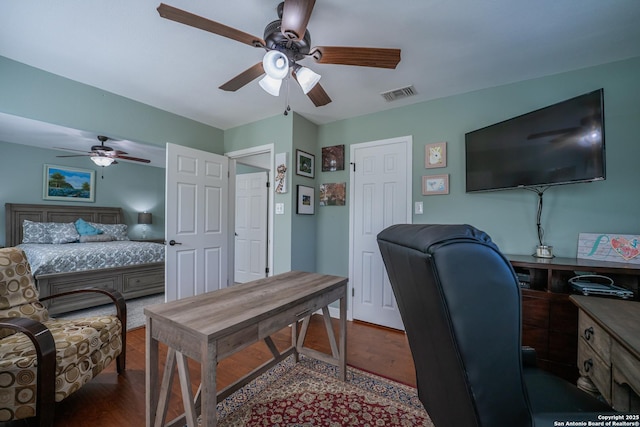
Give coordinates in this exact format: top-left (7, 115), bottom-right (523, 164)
top-left (350, 136), bottom-right (412, 330)
top-left (234, 171), bottom-right (268, 283)
top-left (165, 142), bottom-right (230, 301)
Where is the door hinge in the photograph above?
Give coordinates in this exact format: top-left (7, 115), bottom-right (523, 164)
top-left (266, 267), bottom-right (270, 274)
top-left (350, 162), bottom-right (356, 172)
top-left (352, 288), bottom-right (355, 297)
top-left (266, 181), bottom-right (270, 188)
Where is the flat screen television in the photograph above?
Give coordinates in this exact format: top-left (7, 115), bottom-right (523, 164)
top-left (465, 89), bottom-right (605, 193)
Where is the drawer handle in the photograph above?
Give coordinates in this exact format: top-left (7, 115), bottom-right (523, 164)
top-left (583, 326), bottom-right (594, 341)
top-left (584, 359), bottom-right (593, 373)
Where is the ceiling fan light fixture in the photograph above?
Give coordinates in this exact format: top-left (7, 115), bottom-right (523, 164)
top-left (91, 156), bottom-right (115, 167)
top-left (294, 65), bottom-right (321, 94)
top-left (262, 50), bottom-right (289, 80)
top-left (259, 75), bottom-right (283, 96)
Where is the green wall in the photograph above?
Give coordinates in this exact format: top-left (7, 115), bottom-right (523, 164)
top-left (0, 56), bottom-right (224, 152)
top-left (315, 56), bottom-right (640, 277)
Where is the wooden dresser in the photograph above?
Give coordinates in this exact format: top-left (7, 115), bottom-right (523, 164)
top-left (570, 295), bottom-right (640, 411)
top-left (508, 255), bottom-right (640, 383)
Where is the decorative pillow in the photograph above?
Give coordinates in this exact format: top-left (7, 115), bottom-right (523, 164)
top-left (79, 234), bottom-right (115, 243)
top-left (22, 220), bottom-right (52, 244)
top-left (91, 223), bottom-right (129, 241)
top-left (49, 222), bottom-right (80, 244)
top-left (0, 248), bottom-right (49, 338)
top-left (75, 218), bottom-right (103, 236)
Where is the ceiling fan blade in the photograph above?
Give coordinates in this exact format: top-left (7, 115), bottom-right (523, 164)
top-left (56, 154), bottom-right (90, 158)
top-left (115, 155), bottom-right (151, 163)
top-left (311, 46), bottom-right (401, 69)
top-left (157, 3), bottom-right (265, 48)
top-left (281, 0), bottom-right (316, 41)
top-left (306, 82), bottom-right (332, 107)
top-left (219, 62), bottom-right (265, 92)
top-left (54, 147), bottom-right (91, 154)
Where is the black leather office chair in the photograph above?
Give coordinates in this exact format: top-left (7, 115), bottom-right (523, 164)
top-left (377, 224), bottom-right (613, 427)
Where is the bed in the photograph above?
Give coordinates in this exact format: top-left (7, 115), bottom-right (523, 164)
top-left (5, 203), bottom-right (165, 315)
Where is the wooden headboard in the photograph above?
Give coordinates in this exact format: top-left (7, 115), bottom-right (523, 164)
top-left (5, 203), bottom-right (125, 247)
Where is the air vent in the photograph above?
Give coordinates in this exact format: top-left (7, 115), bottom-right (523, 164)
top-left (380, 85), bottom-right (417, 102)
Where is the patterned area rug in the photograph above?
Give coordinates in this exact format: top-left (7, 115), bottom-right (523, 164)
top-left (213, 355), bottom-right (433, 427)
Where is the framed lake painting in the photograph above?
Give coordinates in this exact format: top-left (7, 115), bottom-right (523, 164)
top-left (43, 164), bottom-right (96, 202)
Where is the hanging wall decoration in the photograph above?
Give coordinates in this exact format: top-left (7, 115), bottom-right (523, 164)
top-left (425, 142), bottom-right (447, 168)
top-left (320, 183), bottom-right (346, 206)
top-left (321, 145), bottom-right (345, 172)
top-left (422, 174), bottom-right (449, 195)
top-left (274, 152), bottom-right (288, 193)
top-left (296, 149), bottom-right (315, 178)
top-left (296, 185), bottom-right (315, 214)
top-left (43, 164), bottom-right (96, 202)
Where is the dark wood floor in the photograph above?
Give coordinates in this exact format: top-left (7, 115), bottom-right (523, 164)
top-left (5, 315), bottom-right (416, 427)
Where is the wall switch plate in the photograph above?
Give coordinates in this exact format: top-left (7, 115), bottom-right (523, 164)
top-left (275, 203), bottom-right (285, 215)
top-left (415, 201), bottom-right (423, 215)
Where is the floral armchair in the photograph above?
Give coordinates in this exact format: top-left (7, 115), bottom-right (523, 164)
top-left (0, 247), bottom-right (126, 427)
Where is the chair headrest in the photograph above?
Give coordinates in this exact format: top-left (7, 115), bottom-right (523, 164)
top-left (377, 224), bottom-right (497, 255)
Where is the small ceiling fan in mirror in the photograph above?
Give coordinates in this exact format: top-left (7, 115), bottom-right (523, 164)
top-left (55, 135), bottom-right (151, 167)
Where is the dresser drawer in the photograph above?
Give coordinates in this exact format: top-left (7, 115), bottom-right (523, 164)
top-left (123, 270), bottom-right (164, 293)
top-left (578, 311), bottom-right (611, 365)
top-left (612, 341), bottom-right (640, 398)
top-left (578, 337), bottom-right (611, 403)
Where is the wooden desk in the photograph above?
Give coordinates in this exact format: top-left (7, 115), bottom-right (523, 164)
top-left (145, 271), bottom-right (348, 427)
top-left (571, 295), bottom-right (640, 411)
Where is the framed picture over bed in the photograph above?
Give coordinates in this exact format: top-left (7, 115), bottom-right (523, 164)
top-left (43, 164), bottom-right (96, 202)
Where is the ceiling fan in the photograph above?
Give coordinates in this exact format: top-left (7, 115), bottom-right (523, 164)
top-left (156, 1), bottom-right (401, 107)
top-left (55, 135), bottom-right (151, 167)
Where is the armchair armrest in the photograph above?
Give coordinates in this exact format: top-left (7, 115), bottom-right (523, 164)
top-left (0, 317), bottom-right (56, 424)
top-left (40, 288), bottom-right (127, 372)
top-left (522, 345), bottom-right (537, 367)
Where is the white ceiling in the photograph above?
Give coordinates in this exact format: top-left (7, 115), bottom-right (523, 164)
top-left (0, 1), bottom-right (639, 159)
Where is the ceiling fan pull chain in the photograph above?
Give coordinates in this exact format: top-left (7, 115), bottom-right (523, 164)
top-left (284, 73), bottom-right (291, 116)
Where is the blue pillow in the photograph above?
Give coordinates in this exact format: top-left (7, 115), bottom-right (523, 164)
top-left (75, 218), bottom-right (103, 236)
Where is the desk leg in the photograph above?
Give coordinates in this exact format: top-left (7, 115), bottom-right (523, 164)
top-left (199, 340), bottom-right (218, 426)
top-left (176, 351), bottom-right (198, 427)
top-left (339, 292), bottom-right (347, 381)
top-left (146, 321), bottom-right (159, 427)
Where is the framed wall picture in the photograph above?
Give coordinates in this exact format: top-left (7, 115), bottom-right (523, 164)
top-left (422, 174), bottom-right (449, 195)
top-left (296, 149), bottom-right (315, 178)
top-left (296, 185), bottom-right (315, 214)
top-left (321, 144), bottom-right (345, 172)
top-left (43, 164), bottom-right (96, 202)
top-left (425, 142), bottom-right (447, 168)
top-left (320, 183), bottom-right (346, 206)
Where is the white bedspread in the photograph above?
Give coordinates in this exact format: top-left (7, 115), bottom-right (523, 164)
top-left (17, 241), bottom-right (165, 276)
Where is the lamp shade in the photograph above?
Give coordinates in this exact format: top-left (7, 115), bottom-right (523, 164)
top-left (138, 212), bottom-right (152, 225)
top-left (294, 66), bottom-right (321, 94)
top-left (259, 75), bottom-right (283, 96)
top-left (91, 156), bottom-right (115, 167)
top-left (262, 50), bottom-right (289, 80)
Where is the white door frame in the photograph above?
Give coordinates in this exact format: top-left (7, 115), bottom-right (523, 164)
top-left (348, 136), bottom-right (413, 322)
top-left (225, 144), bottom-right (274, 277)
